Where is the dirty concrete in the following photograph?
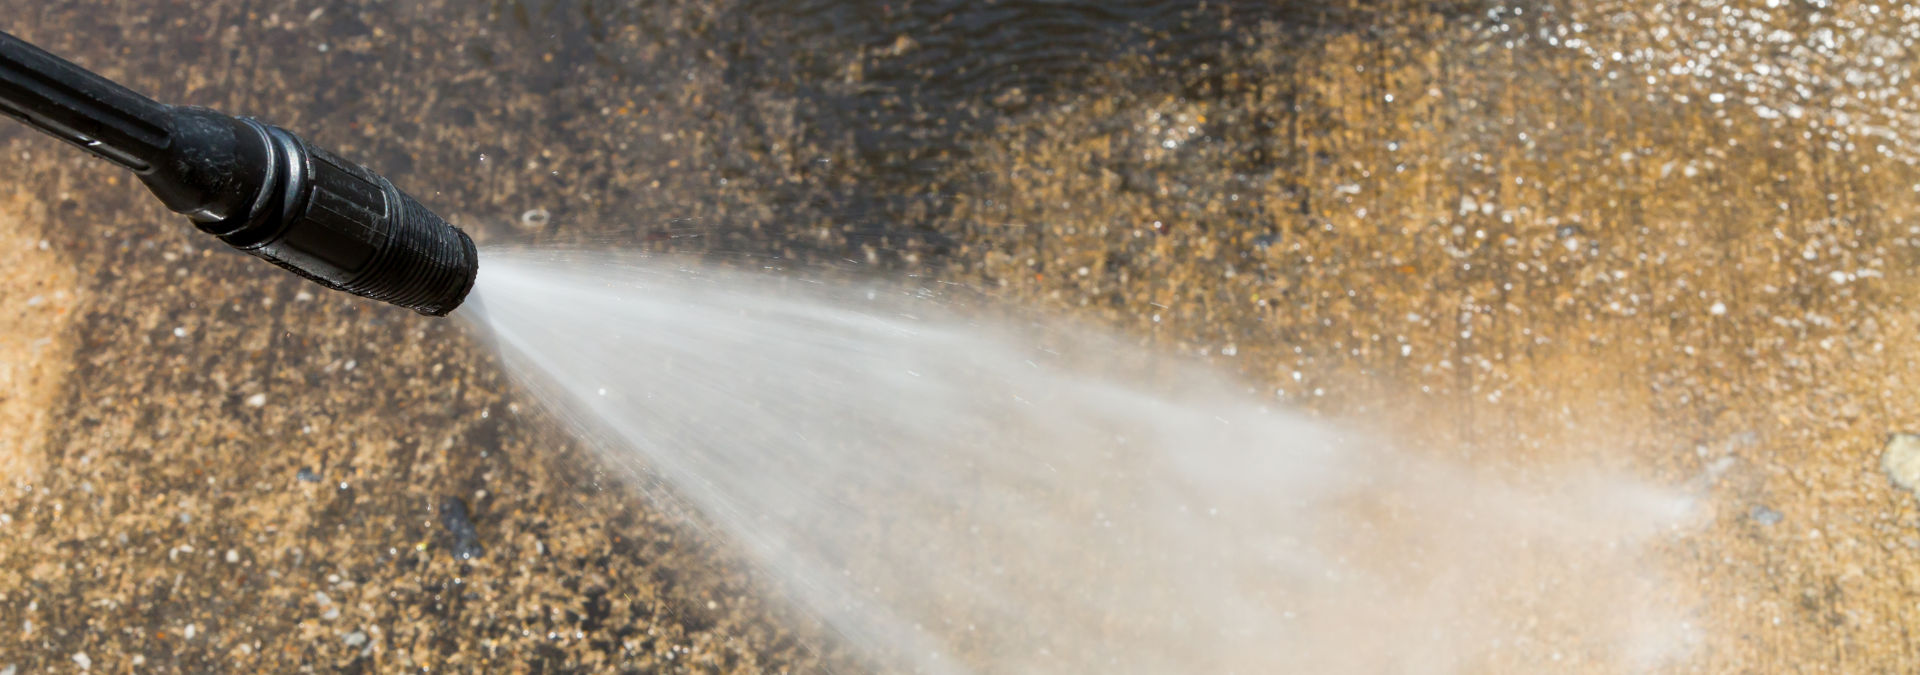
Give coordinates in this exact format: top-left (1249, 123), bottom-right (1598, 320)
top-left (3, 0), bottom-right (1920, 671)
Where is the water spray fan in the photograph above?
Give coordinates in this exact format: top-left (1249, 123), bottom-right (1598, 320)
top-left (0, 30), bottom-right (477, 316)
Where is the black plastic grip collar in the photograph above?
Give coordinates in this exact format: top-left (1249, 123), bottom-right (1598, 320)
top-left (210, 120), bottom-right (478, 316)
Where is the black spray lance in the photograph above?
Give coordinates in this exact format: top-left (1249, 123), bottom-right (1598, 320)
top-left (0, 29), bottom-right (477, 316)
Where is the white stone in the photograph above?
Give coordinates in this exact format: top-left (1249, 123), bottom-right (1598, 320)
top-left (1883, 433), bottom-right (1920, 495)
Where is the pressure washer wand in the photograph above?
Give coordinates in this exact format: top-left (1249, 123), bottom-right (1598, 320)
top-left (0, 29), bottom-right (477, 316)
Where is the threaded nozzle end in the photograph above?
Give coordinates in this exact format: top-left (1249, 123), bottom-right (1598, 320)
top-left (346, 191), bottom-right (478, 316)
top-left (215, 123), bottom-right (478, 316)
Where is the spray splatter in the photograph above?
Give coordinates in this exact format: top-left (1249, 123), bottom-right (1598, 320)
top-left (465, 248), bottom-right (1697, 673)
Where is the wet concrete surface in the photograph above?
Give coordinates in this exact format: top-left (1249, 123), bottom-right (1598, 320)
top-left (5, 0), bottom-right (1920, 671)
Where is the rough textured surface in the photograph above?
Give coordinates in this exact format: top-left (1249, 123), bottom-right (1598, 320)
top-left (4, 0), bottom-right (1920, 671)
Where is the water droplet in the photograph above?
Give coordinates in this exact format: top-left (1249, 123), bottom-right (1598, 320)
top-left (519, 208), bottom-right (552, 230)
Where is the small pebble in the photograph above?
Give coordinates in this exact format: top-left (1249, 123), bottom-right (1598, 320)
top-left (245, 393), bottom-right (267, 408)
top-left (439, 496), bottom-right (484, 560)
top-left (343, 630), bottom-right (369, 647)
top-left (296, 467), bottom-right (322, 483)
top-left (1883, 433), bottom-right (1920, 495)
top-left (225, 549), bottom-right (240, 563)
top-left (72, 653), bottom-right (89, 671)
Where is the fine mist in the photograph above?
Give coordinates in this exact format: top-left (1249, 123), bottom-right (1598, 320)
top-left (464, 248), bottom-right (1698, 673)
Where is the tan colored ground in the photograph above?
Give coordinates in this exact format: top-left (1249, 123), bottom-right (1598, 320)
top-left (935, 5), bottom-right (1920, 670)
top-left (0, 190), bottom-right (82, 487)
top-left (3, 0), bottom-right (1919, 671)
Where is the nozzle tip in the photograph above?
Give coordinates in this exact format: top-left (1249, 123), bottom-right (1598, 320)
top-left (355, 191), bottom-right (479, 316)
top-left (216, 122), bottom-right (478, 316)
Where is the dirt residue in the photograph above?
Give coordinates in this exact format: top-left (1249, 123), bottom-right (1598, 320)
top-left (0, 190), bottom-right (82, 489)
